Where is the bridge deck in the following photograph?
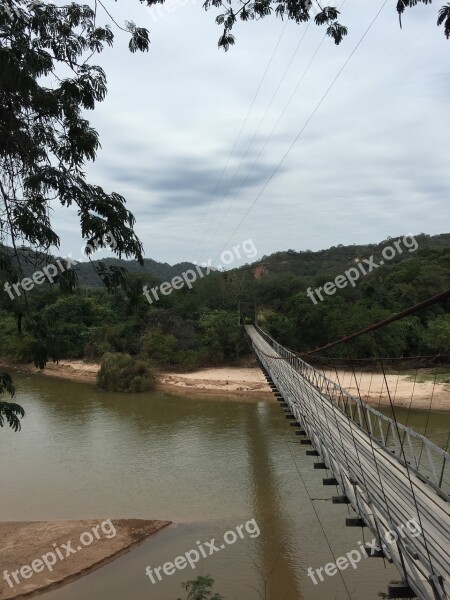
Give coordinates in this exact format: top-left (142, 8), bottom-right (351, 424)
top-left (246, 324), bottom-right (450, 600)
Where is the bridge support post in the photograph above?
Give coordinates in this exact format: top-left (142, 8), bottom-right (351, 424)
top-left (387, 581), bottom-right (416, 598)
top-left (332, 496), bottom-right (350, 504)
top-left (323, 478), bottom-right (339, 485)
top-left (345, 517), bottom-right (366, 527)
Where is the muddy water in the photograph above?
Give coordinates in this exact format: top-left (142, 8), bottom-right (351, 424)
top-left (0, 372), bottom-right (448, 600)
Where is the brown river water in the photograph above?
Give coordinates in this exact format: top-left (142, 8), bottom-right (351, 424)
top-left (0, 372), bottom-right (449, 600)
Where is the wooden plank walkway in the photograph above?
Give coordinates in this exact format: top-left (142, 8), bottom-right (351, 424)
top-left (246, 324), bottom-right (450, 600)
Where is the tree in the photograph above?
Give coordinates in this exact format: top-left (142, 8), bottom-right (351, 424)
top-left (0, 1), bottom-right (147, 271)
top-left (142, 0), bottom-right (450, 50)
top-left (0, 372), bottom-right (25, 431)
top-left (199, 309), bottom-right (243, 362)
top-left (178, 575), bottom-right (224, 600)
top-left (425, 314), bottom-right (450, 353)
top-left (0, 0), bottom-right (153, 371)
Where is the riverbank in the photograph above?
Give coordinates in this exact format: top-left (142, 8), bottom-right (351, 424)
top-left (0, 359), bottom-right (98, 384)
top-left (1, 359), bottom-right (448, 409)
top-left (0, 359), bottom-right (273, 397)
top-left (158, 367), bottom-right (272, 398)
top-left (324, 369), bottom-right (450, 412)
top-left (0, 519), bottom-right (171, 599)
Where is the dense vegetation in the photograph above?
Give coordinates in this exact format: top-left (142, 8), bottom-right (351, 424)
top-left (0, 233), bottom-right (448, 391)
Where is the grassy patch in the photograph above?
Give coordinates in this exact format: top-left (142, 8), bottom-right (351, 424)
top-left (404, 368), bottom-right (450, 384)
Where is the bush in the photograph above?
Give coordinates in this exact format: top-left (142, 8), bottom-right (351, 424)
top-left (425, 314), bottom-right (450, 353)
top-left (97, 353), bottom-right (157, 393)
top-left (178, 575), bottom-right (223, 600)
top-left (141, 329), bottom-right (177, 365)
top-left (84, 322), bottom-right (141, 359)
top-left (0, 313), bottom-right (36, 362)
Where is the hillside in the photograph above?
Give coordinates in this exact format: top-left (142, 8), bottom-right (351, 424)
top-left (0, 232), bottom-right (449, 380)
top-left (4, 233), bottom-right (449, 288)
top-left (249, 233), bottom-right (450, 278)
top-left (0, 246), bottom-right (207, 288)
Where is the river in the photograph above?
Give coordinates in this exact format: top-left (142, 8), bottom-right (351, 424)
top-left (1, 372), bottom-right (449, 600)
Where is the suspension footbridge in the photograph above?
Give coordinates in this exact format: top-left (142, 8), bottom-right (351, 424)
top-left (244, 321), bottom-right (450, 600)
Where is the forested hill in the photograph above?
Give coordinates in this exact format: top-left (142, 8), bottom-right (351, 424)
top-left (73, 258), bottom-right (210, 287)
top-left (3, 233), bottom-right (448, 287)
top-left (0, 247), bottom-right (206, 287)
top-left (0, 232), bottom-right (449, 391)
top-left (249, 233), bottom-right (450, 278)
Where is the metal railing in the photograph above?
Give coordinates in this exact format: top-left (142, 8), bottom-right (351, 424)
top-left (252, 323), bottom-right (450, 499)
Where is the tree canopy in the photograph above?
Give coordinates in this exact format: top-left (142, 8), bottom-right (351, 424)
top-left (0, 0), bottom-right (147, 287)
top-left (141, 0), bottom-right (450, 50)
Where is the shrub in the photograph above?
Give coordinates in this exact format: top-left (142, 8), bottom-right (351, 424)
top-left (141, 329), bottom-right (177, 365)
top-left (97, 353), bottom-right (157, 393)
top-left (178, 575), bottom-right (223, 600)
top-left (0, 313), bottom-right (36, 362)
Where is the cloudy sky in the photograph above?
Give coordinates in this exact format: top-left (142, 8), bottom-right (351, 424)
top-left (52, 0), bottom-right (450, 267)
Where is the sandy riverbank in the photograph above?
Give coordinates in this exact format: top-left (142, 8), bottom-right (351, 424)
top-left (158, 367), bottom-right (272, 398)
top-left (1, 359), bottom-right (448, 409)
top-left (160, 368), bottom-right (450, 410)
top-left (323, 369), bottom-right (450, 412)
top-left (0, 519), bottom-right (171, 599)
top-left (0, 359), bottom-right (98, 384)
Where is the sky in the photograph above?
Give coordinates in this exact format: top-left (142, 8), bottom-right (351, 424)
top-left (50, 0), bottom-right (450, 267)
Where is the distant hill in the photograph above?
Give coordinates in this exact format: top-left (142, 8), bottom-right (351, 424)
top-left (0, 232), bottom-right (448, 368)
top-left (2, 232), bottom-right (449, 287)
top-left (247, 233), bottom-right (450, 279)
top-left (0, 247), bottom-right (207, 287)
top-left (71, 257), bottom-right (208, 287)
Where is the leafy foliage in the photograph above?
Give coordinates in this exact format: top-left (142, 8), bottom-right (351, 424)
top-left (0, 1), bottom-right (144, 264)
top-left (0, 371), bottom-right (25, 431)
top-left (141, 0), bottom-right (449, 49)
top-left (0, 0), bottom-right (154, 370)
top-left (178, 575), bottom-right (224, 600)
top-left (437, 3), bottom-right (450, 38)
top-left (424, 315), bottom-right (450, 353)
top-left (97, 352), bottom-right (157, 392)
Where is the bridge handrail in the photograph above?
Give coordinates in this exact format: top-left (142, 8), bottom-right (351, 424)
top-left (251, 322), bottom-right (450, 495)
